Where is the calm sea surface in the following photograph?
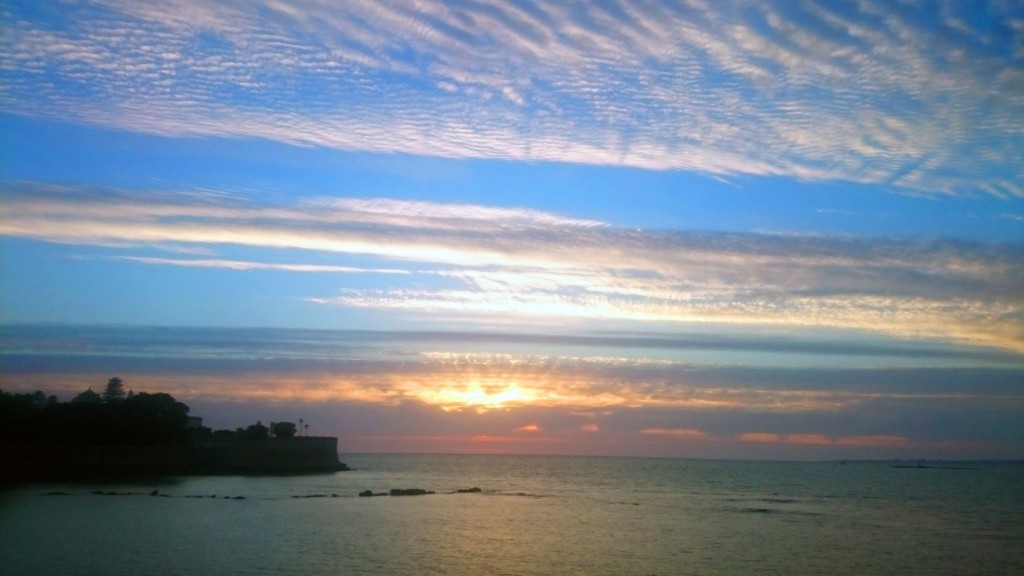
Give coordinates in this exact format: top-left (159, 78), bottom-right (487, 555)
top-left (2, 455), bottom-right (1022, 575)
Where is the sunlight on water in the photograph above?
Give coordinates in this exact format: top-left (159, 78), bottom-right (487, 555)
top-left (2, 456), bottom-right (1022, 575)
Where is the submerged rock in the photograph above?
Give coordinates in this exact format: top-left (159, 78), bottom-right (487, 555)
top-left (389, 488), bottom-right (434, 496)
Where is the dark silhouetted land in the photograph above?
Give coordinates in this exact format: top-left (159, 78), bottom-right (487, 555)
top-left (1, 380), bottom-right (348, 481)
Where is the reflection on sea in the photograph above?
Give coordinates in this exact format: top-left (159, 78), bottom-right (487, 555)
top-left (2, 455), bottom-right (1022, 575)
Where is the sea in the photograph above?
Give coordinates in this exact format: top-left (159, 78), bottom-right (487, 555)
top-left (2, 454), bottom-right (1022, 575)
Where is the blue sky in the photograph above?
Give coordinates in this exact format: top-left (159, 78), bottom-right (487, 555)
top-left (1, 0), bottom-right (1022, 459)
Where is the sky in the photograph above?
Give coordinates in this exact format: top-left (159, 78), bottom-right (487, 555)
top-left (1, 0), bottom-right (1022, 460)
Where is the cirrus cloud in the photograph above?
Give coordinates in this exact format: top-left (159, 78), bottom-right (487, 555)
top-left (2, 184), bottom-right (1022, 352)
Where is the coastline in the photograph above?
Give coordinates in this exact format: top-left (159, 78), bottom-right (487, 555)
top-left (1, 436), bottom-right (350, 482)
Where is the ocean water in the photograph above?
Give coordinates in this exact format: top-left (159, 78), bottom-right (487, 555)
top-left (2, 455), bottom-right (1022, 575)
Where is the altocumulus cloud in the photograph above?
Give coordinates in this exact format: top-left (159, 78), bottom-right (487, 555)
top-left (2, 0), bottom-right (1022, 196)
top-left (2, 184), bottom-right (1022, 352)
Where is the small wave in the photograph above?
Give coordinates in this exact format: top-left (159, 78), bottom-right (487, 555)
top-left (727, 506), bottom-right (822, 516)
top-left (723, 497), bottom-right (801, 504)
top-left (498, 491), bottom-right (547, 498)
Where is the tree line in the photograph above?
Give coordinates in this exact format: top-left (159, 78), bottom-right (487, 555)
top-left (1, 378), bottom-right (304, 447)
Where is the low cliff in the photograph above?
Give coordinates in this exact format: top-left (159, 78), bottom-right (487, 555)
top-left (2, 437), bottom-right (349, 481)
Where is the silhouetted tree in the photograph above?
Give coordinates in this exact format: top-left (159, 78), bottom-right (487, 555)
top-left (31, 390), bottom-right (47, 408)
top-left (271, 421), bottom-right (297, 438)
top-left (244, 420), bottom-right (269, 440)
top-left (4, 383), bottom-right (321, 451)
top-left (72, 388), bottom-right (103, 404)
top-left (102, 377), bottom-right (126, 403)
top-left (123, 392), bottom-right (188, 421)
top-left (121, 392), bottom-right (190, 444)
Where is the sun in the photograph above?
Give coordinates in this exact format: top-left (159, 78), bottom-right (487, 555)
top-left (422, 381), bottom-right (536, 412)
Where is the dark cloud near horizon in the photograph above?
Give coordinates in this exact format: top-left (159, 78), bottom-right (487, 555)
top-left (3, 325), bottom-right (1022, 400)
top-left (4, 324), bottom-right (1020, 458)
top-left (176, 393), bottom-right (1024, 459)
top-left (3, 324), bottom-right (1021, 365)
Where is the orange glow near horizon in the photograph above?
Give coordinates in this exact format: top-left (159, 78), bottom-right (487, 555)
top-left (640, 428), bottom-right (713, 440)
top-left (0, 366), bottom-right (951, 416)
top-left (737, 432), bottom-right (781, 443)
top-left (422, 382), bottom-right (538, 412)
top-left (1, 370), bottom-right (996, 457)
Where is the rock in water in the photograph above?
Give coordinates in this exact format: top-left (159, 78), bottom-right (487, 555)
top-left (390, 488), bottom-right (433, 496)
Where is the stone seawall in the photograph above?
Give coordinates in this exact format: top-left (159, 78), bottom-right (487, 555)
top-left (190, 437), bottom-right (347, 473)
top-left (2, 437), bottom-right (349, 480)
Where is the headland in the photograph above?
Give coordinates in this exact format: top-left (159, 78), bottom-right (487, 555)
top-left (1, 383), bottom-right (349, 481)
